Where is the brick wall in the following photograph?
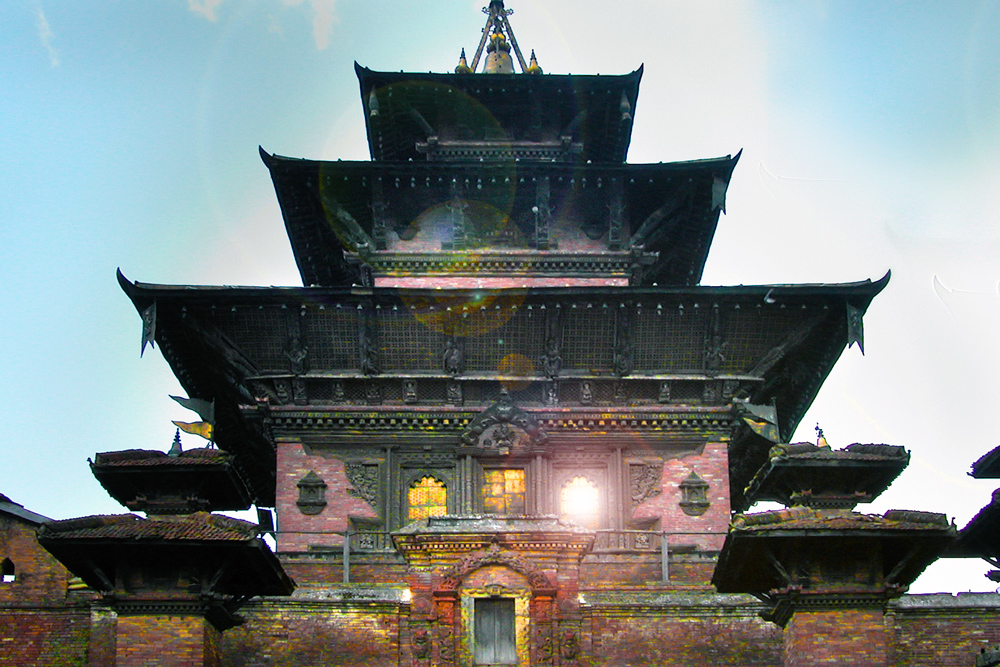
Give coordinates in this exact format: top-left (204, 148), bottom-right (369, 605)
top-left (890, 594), bottom-right (1000, 666)
top-left (115, 614), bottom-right (221, 667)
top-left (0, 513), bottom-right (90, 666)
top-left (0, 514), bottom-right (71, 606)
top-left (275, 441), bottom-right (378, 553)
top-left (633, 441), bottom-right (731, 554)
top-left (586, 602), bottom-right (782, 666)
top-left (784, 608), bottom-right (887, 666)
top-left (220, 599), bottom-right (401, 667)
top-left (0, 610), bottom-right (90, 666)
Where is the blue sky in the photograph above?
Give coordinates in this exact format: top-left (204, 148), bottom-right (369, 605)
top-left (2, 1), bottom-right (999, 593)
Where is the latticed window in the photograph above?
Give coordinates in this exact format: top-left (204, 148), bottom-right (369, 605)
top-left (408, 477), bottom-right (447, 521)
top-left (481, 469), bottom-right (526, 515)
top-left (560, 476), bottom-right (600, 529)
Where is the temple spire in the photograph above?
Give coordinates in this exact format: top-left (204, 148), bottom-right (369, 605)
top-left (468, 1), bottom-right (533, 74)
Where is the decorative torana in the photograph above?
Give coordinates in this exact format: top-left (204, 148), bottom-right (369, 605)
top-left (439, 543), bottom-right (555, 592)
top-left (460, 389), bottom-right (548, 448)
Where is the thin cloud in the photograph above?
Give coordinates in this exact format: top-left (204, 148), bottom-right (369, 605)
top-left (35, 5), bottom-right (59, 67)
top-left (285, 0), bottom-right (338, 51)
top-left (188, 0), bottom-right (224, 22)
top-left (310, 0), bottom-right (338, 51)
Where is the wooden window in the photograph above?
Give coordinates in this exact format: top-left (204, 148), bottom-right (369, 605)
top-left (408, 476), bottom-right (447, 521)
top-left (474, 598), bottom-right (516, 665)
top-left (561, 476), bottom-right (600, 529)
top-left (481, 469), bottom-right (526, 515)
top-left (1, 558), bottom-right (14, 583)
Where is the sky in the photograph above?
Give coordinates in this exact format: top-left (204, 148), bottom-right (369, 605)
top-left (2, 0), bottom-right (1000, 594)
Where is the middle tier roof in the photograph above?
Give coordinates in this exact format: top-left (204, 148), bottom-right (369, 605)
top-left (262, 152), bottom-right (739, 289)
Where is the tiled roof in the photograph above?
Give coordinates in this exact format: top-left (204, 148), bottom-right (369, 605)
top-left (731, 507), bottom-right (950, 532)
top-left (38, 512), bottom-right (257, 542)
top-left (93, 448), bottom-right (231, 467)
top-left (0, 494), bottom-right (51, 525)
top-left (971, 445), bottom-right (1000, 478)
top-left (766, 442), bottom-right (908, 462)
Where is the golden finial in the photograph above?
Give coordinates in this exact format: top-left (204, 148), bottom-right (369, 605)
top-left (455, 48), bottom-right (472, 74)
top-left (525, 49), bottom-right (542, 75)
top-left (816, 423), bottom-right (830, 449)
top-left (483, 26), bottom-right (514, 73)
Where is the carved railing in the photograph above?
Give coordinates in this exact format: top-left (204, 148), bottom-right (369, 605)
top-left (592, 529), bottom-right (661, 553)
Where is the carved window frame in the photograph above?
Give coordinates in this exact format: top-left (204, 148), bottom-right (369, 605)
top-left (407, 476), bottom-right (449, 522)
top-left (551, 466), bottom-right (608, 528)
top-left (400, 467), bottom-right (454, 525)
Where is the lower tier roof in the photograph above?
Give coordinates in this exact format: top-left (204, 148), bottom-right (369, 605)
top-left (119, 270), bottom-right (888, 508)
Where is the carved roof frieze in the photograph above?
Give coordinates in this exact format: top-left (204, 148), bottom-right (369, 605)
top-left (347, 251), bottom-right (643, 278)
top-left (258, 405), bottom-right (732, 445)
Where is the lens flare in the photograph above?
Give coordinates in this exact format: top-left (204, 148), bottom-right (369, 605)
top-left (497, 353), bottom-right (534, 392)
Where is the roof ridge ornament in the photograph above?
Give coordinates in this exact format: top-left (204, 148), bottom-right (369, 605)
top-left (455, 47), bottom-right (472, 74)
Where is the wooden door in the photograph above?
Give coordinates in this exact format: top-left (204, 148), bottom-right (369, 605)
top-left (474, 597), bottom-right (517, 665)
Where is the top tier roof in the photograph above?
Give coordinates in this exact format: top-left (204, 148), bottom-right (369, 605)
top-left (358, 65), bottom-right (642, 164)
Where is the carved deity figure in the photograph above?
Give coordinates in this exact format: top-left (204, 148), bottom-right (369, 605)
top-left (541, 336), bottom-right (562, 378)
top-left (443, 338), bottom-right (463, 376)
top-left (704, 333), bottom-right (727, 371)
top-left (580, 381), bottom-right (593, 405)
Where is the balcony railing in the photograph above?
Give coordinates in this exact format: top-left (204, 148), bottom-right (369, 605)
top-left (286, 529), bottom-right (717, 585)
top-left (592, 529), bottom-right (661, 553)
top-left (348, 531), bottom-right (395, 553)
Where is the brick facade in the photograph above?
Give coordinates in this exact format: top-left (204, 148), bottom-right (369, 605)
top-left (0, 506), bottom-right (91, 666)
top-left (276, 440), bottom-right (378, 553)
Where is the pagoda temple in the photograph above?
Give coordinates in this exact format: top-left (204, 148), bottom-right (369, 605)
top-left (18, 2), bottom-right (1000, 666)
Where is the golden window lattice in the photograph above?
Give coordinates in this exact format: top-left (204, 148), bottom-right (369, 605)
top-left (408, 476), bottom-right (447, 521)
top-left (481, 469), bottom-right (526, 515)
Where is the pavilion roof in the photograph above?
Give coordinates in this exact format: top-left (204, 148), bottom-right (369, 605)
top-left (90, 448), bottom-right (255, 513)
top-left (37, 512), bottom-right (258, 542)
top-left (742, 442), bottom-right (910, 509)
top-left (971, 444), bottom-right (1000, 479)
top-left (38, 512), bottom-right (294, 596)
top-left (713, 507), bottom-right (955, 594)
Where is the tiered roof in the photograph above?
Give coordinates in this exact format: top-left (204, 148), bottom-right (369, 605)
top-left (713, 507), bottom-right (954, 595)
top-left (91, 447), bottom-right (254, 513)
top-left (121, 0), bottom-right (890, 512)
top-left (743, 442), bottom-right (910, 509)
